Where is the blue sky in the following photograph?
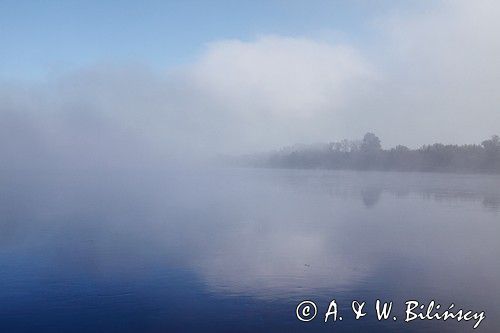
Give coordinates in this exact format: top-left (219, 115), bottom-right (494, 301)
top-left (0, 0), bottom-right (425, 80)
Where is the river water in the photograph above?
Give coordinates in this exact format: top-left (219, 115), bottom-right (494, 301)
top-left (1, 168), bottom-right (499, 332)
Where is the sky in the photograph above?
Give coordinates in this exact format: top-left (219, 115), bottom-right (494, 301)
top-left (0, 0), bottom-right (426, 80)
top-left (1, 0), bottom-right (500, 164)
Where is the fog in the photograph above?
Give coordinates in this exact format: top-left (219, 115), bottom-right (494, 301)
top-left (2, 2), bottom-right (500, 332)
top-left (1, 1), bottom-right (500, 172)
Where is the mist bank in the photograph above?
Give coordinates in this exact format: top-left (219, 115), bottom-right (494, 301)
top-left (236, 133), bottom-right (500, 174)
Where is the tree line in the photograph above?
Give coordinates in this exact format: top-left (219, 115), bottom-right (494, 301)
top-left (240, 133), bottom-right (500, 173)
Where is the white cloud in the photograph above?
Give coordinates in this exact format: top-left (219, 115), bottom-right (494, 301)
top-left (189, 36), bottom-right (373, 118)
top-left (180, 36), bottom-right (376, 152)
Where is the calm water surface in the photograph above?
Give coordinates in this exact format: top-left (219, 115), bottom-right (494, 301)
top-left (1, 168), bottom-right (499, 332)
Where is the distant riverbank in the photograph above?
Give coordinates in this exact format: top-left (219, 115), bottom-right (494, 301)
top-left (235, 133), bottom-right (500, 174)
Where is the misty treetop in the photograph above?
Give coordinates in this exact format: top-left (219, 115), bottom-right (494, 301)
top-left (241, 133), bottom-right (500, 173)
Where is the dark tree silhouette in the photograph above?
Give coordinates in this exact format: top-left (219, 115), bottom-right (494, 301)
top-left (238, 133), bottom-right (500, 174)
top-left (361, 132), bottom-right (381, 153)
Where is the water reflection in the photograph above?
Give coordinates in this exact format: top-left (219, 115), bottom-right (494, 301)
top-left (0, 168), bottom-right (499, 332)
top-left (360, 187), bottom-right (382, 207)
top-left (268, 169), bottom-right (500, 211)
top-left (482, 195), bottom-right (500, 210)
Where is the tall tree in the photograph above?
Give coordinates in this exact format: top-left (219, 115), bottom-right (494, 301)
top-left (361, 132), bottom-right (382, 153)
